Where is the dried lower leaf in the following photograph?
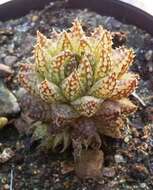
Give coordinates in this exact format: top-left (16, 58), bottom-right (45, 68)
top-left (18, 64), bottom-right (39, 95)
top-left (19, 93), bottom-right (52, 122)
top-left (72, 118), bottom-right (101, 150)
top-left (96, 98), bottom-right (137, 118)
top-left (45, 130), bottom-right (71, 152)
top-left (96, 117), bottom-right (125, 138)
top-left (51, 103), bottom-right (79, 126)
top-left (96, 100), bottom-right (121, 119)
top-left (75, 149), bottom-right (104, 179)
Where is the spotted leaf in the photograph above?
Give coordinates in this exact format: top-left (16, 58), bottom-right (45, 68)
top-left (70, 18), bottom-right (85, 38)
top-left (78, 37), bottom-right (91, 54)
top-left (38, 79), bottom-right (64, 103)
top-left (71, 96), bottom-right (103, 117)
top-left (46, 50), bottom-right (74, 84)
top-left (112, 47), bottom-right (135, 79)
top-left (61, 70), bottom-right (82, 101)
top-left (89, 72), bottom-right (116, 98)
top-left (77, 55), bottom-right (93, 90)
top-left (94, 51), bottom-right (112, 81)
top-left (59, 31), bottom-right (73, 51)
top-left (94, 30), bottom-right (112, 60)
top-left (110, 73), bottom-right (139, 100)
top-left (115, 98), bottom-right (137, 115)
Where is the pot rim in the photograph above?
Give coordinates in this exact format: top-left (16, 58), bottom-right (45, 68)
top-left (0, 0), bottom-right (153, 35)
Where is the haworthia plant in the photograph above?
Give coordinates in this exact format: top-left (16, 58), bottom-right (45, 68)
top-left (18, 19), bottom-right (138, 167)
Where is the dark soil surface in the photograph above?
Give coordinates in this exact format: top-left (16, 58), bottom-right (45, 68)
top-left (0, 1), bottom-right (153, 189)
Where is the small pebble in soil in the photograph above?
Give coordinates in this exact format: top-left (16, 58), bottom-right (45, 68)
top-left (105, 17), bottom-right (122, 30)
top-left (140, 183), bottom-right (148, 189)
top-left (114, 154), bottom-right (126, 163)
top-left (0, 81), bottom-right (20, 117)
top-left (124, 135), bottom-right (132, 143)
top-left (4, 55), bottom-right (18, 67)
top-left (1, 177), bottom-right (7, 184)
top-left (129, 164), bottom-right (149, 180)
top-left (145, 50), bottom-right (153, 61)
top-left (102, 167), bottom-right (116, 178)
top-left (3, 184), bottom-right (10, 190)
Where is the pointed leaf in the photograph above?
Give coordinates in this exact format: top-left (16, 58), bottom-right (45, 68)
top-left (62, 31), bottom-right (73, 50)
top-left (34, 44), bottom-right (48, 76)
top-left (77, 55), bottom-right (93, 90)
top-left (38, 79), bottom-right (64, 103)
top-left (20, 93), bottom-right (52, 122)
top-left (52, 133), bottom-right (64, 151)
top-left (91, 26), bottom-right (104, 38)
top-left (46, 50), bottom-right (74, 84)
top-left (35, 31), bottom-right (50, 76)
top-left (36, 31), bottom-right (47, 47)
top-left (35, 31), bottom-right (58, 76)
top-left (94, 52), bottom-right (112, 81)
top-left (94, 30), bottom-right (112, 60)
top-left (62, 131), bottom-right (71, 152)
top-left (61, 55), bottom-right (93, 101)
top-left (61, 69), bottom-right (81, 101)
top-left (70, 18), bottom-right (85, 38)
top-left (32, 121), bottom-right (48, 141)
top-left (89, 72), bottom-right (116, 98)
top-left (78, 37), bottom-right (91, 54)
top-left (115, 98), bottom-right (137, 115)
top-left (110, 73), bottom-right (139, 100)
top-left (112, 47), bottom-right (135, 79)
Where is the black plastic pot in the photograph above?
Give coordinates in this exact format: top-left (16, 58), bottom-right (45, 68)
top-left (0, 0), bottom-right (153, 35)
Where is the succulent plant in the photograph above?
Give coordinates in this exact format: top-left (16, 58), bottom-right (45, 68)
top-left (18, 19), bottom-right (139, 176)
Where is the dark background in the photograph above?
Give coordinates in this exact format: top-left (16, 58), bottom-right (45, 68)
top-left (1, 0), bottom-right (153, 35)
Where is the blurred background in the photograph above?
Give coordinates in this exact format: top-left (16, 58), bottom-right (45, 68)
top-left (0, 0), bottom-right (153, 15)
